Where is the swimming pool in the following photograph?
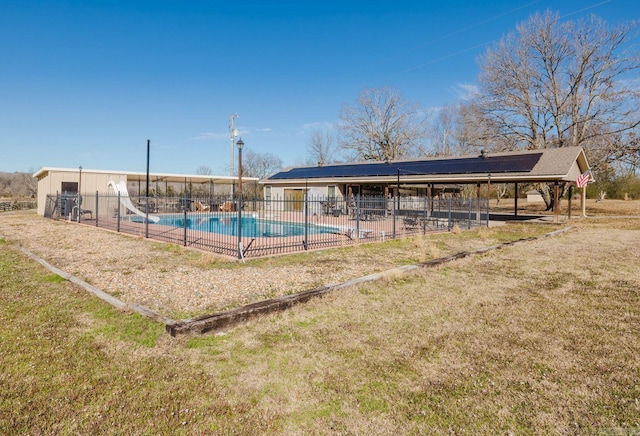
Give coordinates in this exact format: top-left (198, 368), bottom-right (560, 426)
top-left (139, 214), bottom-right (340, 238)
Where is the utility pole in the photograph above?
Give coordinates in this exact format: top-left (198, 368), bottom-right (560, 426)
top-left (229, 114), bottom-right (238, 177)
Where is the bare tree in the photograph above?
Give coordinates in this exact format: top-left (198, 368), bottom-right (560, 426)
top-left (242, 150), bottom-right (283, 179)
top-left (494, 183), bottom-right (509, 205)
top-left (241, 149), bottom-right (283, 198)
top-left (429, 105), bottom-right (456, 156)
top-left (477, 11), bottom-right (640, 153)
top-left (475, 11), bottom-right (640, 208)
top-left (429, 103), bottom-right (507, 156)
top-left (0, 171), bottom-right (37, 198)
top-left (195, 165), bottom-right (213, 175)
top-left (307, 128), bottom-right (336, 166)
top-left (20, 169), bottom-right (38, 198)
top-left (338, 87), bottom-right (428, 161)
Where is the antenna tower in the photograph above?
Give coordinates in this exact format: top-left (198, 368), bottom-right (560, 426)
top-left (229, 114), bottom-right (238, 176)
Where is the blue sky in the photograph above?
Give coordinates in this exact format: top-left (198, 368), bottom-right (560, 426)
top-left (1, 0), bottom-right (637, 175)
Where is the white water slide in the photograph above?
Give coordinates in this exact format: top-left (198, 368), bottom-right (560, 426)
top-left (108, 180), bottom-right (160, 223)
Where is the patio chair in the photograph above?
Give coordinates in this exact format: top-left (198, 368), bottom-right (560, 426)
top-left (402, 216), bottom-right (419, 230)
top-left (219, 201), bottom-right (237, 212)
top-left (70, 206), bottom-right (92, 220)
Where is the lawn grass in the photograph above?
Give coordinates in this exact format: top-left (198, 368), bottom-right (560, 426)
top-left (1, 217), bottom-right (639, 433)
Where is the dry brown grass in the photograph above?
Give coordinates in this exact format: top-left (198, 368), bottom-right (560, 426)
top-left (492, 198), bottom-right (640, 217)
top-left (216, 220), bottom-right (640, 434)
top-left (1, 207), bottom-right (639, 433)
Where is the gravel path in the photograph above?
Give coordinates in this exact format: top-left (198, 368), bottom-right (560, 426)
top-left (0, 211), bottom-right (395, 317)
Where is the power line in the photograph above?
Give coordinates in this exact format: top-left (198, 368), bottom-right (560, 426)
top-left (370, 0), bottom-right (616, 84)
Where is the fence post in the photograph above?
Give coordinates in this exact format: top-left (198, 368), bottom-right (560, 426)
top-left (468, 198), bottom-right (472, 229)
top-left (303, 192), bottom-right (309, 250)
top-left (184, 208), bottom-right (188, 246)
top-left (145, 196), bottom-right (149, 238)
top-left (356, 193), bottom-right (361, 239)
top-left (117, 192), bottom-right (121, 232)
top-left (392, 193), bottom-right (396, 239)
top-left (448, 197), bottom-right (452, 231)
top-left (486, 197), bottom-right (490, 227)
top-left (237, 196), bottom-right (242, 258)
top-left (422, 196), bottom-right (427, 235)
top-left (95, 191), bottom-right (99, 227)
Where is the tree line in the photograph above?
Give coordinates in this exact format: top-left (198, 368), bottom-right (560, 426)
top-left (0, 172), bottom-right (37, 199)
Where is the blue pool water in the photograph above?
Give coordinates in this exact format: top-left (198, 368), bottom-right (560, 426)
top-left (142, 214), bottom-right (340, 238)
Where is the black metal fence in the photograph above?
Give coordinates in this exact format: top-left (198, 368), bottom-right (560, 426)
top-left (45, 193), bottom-right (489, 259)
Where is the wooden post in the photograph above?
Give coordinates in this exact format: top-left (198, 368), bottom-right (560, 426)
top-left (487, 175), bottom-right (491, 226)
top-left (514, 182), bottom-right (518, 217)
top-left (554, 182), bottom-right (559, 223)
top-left (567, 184), bottom-right (573, 220)
top-left (581, 185), bottom-right (587, 217)
top-left (476, 183), bottom-right (481, 222)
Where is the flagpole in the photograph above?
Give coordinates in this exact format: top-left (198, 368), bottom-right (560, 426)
top-left (577, 169), bottom-right (591, 218)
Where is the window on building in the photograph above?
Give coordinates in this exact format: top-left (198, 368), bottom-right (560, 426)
top-left (265, 185), bottom-right (271, 205)
top-left (328, 185), bottom-right (336, 199)
top-left (61, 182), bottom-right (78, 194)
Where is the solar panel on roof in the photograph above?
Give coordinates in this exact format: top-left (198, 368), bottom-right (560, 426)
top-left (269, 153), bottom-right (542, 180)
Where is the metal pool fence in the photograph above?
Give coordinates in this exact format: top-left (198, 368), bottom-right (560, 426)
top-left (45, 193), bottom-right (489, 258)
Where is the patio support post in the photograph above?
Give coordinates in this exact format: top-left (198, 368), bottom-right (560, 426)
top-left (476, 183), bottom-right (481, 222)
top-left (422, 196), bottom-right (427, 234)
top-left (568, 184), bottom-right (573, 220)
top-left (554, 181), bottom-right (559, 223)
top-left (581, 183), bottom-right (587, 217)
top-left (431, 183), bottom-right (435, 215)
top-left (487, 174), bottom-right (491, 227)
top-left (514, 182), bottom-right (518, 217)
top-left (356, 193), bottom-right (361, 239)
top-left (426, 184), bottom-right (432, 218)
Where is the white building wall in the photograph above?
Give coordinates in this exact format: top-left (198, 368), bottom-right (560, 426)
top-left (263, 183), bottom-right (345, 212)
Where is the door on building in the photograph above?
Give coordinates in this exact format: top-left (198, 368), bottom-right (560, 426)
top-left (284, 189), bottom-right (304, 212)
top-left (60, 182), bottom-right (78, 217)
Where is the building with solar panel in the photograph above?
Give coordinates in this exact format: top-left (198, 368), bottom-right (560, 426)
top-left (260, 147), bottom-right (590, 216)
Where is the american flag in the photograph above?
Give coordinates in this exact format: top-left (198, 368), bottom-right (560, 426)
top-left (576, 170), bottom-right (591, 188)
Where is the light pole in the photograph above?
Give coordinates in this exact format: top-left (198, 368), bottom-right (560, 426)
top-left (236, 138), bottom-right (244, 259)
top-left (77, 166), bottom-right (82, 222)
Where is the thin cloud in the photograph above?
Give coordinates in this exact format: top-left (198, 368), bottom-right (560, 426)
top-left (453, 83), bottom-right (480, 100)
top-left (191, 132), bottom-right (229, 141)
top-left (303, 121), bottom-right (334, 131)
